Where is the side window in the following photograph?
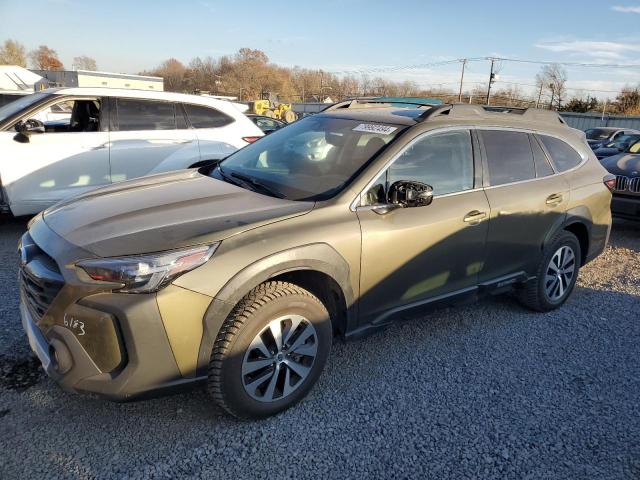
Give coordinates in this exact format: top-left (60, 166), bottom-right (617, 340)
top-left (537, 135), bottom-right (583, 172)
top-left (530, 134), bottom-right (554, 177)
top-left (387, 129), bottom-right (474, 196)
top-left (481, 130), bottom-right (535, 186)
top-left (175, 103), bottom-right (188, 129)
top-left (183, 104), bottom-right (234, 128)
top-left (28, 99), bottom-right (100, 133)
top-left (117, 99), bottom-right (176, 131)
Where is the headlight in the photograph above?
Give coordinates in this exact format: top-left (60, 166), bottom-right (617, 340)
top-left (77, 244), bottom-right (218, 293)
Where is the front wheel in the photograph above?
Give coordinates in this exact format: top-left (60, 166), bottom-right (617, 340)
top-left (207, 281), bottom-right (332, 419)
top-left (517, 231), bottom-right (581, 312)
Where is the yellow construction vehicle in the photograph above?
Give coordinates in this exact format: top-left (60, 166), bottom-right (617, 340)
top-left (248, 99), bottom-right (298, 123)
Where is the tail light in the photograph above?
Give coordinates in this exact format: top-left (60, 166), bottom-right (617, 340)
top-left (604, 174), bottom-right (616, 191)
top-left (242, 136), bottom-right (261, 144)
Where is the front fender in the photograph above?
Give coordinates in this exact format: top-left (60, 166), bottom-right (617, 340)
top-left (195, 243), bottom-right (354, 375)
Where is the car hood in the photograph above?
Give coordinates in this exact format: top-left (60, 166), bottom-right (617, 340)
top-left (43, 169), bottom-right (314, 257)
top-left (600, 153), bottom-right (640, 176)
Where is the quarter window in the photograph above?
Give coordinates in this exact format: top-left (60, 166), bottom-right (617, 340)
top-left (387, 129), bottom-right (474, 196)
top-left (537, 135), bottom-right (583, 172)
top-left (481, 130), bottom-right (535, 186)
top-left (183, 104), bottom-right (233, 128)
top-left (117, 99), bottom-right (176, 131)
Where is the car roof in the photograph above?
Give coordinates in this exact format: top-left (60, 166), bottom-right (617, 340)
top-left (317, 106), bottom-right (427, 126)
top-left (44, 87), bottom-right (242, 111)
top-left (316, 104), bottom-right (576, 135)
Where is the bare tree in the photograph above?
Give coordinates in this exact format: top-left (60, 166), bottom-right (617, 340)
top-left (536, 64), bottom-right (567, 110)
top-left (72, 55), bottom-right (97, 71)
top-left (0, 39), bottom-right (27, 67)
top-left (29, 45), bottom-right (64, 70)
top-left (143, 58), bottom-right (187, 91)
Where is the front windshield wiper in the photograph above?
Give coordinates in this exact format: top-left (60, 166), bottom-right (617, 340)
top-left (230, 171), bottom-right (285, 199)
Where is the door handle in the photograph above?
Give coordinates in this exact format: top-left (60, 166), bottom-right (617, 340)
top-left (463, 210), bottom-right (487, 224)
top-left (545, 193), bottom-right (563, 206)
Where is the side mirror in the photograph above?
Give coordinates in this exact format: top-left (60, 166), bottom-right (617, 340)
top-left (388, 180), bottom-right (434, 208)
top-left (14, 119), bottom-right (45, 138)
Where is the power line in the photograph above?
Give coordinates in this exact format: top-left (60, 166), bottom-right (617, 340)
top-left (327, 56), bottom-right (640, 77)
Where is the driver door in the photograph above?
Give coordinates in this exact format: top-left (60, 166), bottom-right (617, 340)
top-left (356, 129), bottom-right (490, 323)
top-left (1, 96), bottom-right (110, 216)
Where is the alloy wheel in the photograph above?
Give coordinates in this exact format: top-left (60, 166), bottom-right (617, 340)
top-left (242, 314), bottom-right (318, 402)
top-left (545, 245), bottom-right (576, 301)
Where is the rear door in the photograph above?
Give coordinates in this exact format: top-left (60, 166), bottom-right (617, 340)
top-left (479, 129), bottom-right (569, 282)
top-left (182, 103), bottom-right (247, 160)
top-left (108, 98), bottom-right (199, 182)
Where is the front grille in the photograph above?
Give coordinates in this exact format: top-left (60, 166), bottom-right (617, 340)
top-left (614, 175), bottom-right (629, 192)
top-left (612, 175), bottom-right (640, 194)
top-left (19, 233), bottom-right (64, 321)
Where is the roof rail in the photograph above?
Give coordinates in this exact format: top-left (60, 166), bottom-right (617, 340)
top-left (416, 103), bottom-right (567, 124)
top-left (322, 97), bottom-right (442, 112)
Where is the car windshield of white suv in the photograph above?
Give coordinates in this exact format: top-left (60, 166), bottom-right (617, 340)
top-left (213, 115), bottom-right (405, 200)
top-left (0, 92), bottom-right (50, 123)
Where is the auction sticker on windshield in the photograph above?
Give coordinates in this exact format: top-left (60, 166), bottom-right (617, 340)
top-left (352, 124), bottom-right (398, 135)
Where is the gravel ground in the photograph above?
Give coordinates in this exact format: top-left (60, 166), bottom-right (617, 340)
top-left (0, 215), bottom-right (638, 479)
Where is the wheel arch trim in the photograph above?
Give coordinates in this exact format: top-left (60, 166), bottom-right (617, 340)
top-left (196, 243), bottom-right (355, 375)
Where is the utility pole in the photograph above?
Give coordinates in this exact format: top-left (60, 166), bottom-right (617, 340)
top-left (486, 58), bottom-right (496, 105)
top-left (458, 59), bottom-right (467, 102)
top-left (549, 84), bottom-right (555, 110)
top-left (601, 99), bottom-right (608, 122)
top-left (535, 83), bottom-right (543, 109)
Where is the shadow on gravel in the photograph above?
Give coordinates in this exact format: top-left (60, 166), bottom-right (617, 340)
top-left (610, 218), bottom-right (640, 252)
top-left (0, 354), bottom-right (45, 392)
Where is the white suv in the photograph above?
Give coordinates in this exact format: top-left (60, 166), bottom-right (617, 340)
top-left (0, 88), bottom-right (263, 216)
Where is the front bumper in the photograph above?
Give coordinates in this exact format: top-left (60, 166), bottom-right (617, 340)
top-left (611, 194), bottom-right (640, 219)
top-left (20, 289), bottom-right (204, 400)
top-left (19, 218), bottom-right (207, 401)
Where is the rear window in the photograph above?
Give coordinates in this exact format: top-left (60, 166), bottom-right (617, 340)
top-left (117, 99), bottom-right (176, 131)
top-left (183, 104), bottom-right (234, 128)
top-left (585, 128), bottom-right (614, 140)
top-left (537, 135), bottom-right (583, 172)
top-left (481, 130), bottom-right (536, 186)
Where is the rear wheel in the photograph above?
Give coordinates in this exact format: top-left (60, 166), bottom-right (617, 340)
top-left (207, 281), bottom-right (332, 419)
top-left (517, 231), bottom-right (581, 312)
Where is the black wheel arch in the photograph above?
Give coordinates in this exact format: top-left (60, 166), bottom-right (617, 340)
top-left (196, 243), bottom-right (355, 376)
top-left (542, 207), bottom-right (593, 266)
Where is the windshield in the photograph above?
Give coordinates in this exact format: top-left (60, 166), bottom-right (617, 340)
top-left (610, 134), bottom-right (640, 148)
top-left (585, 128), bottom-right (615, 140)
top-left (0, 92), bottom-right (50, 124)
top-left (214, 115), bottom-right (405, 200)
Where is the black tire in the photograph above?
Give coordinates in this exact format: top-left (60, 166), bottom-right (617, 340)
top-left (207, 281), bottom-right (332, 419)
top-left (517, 230), bottom-right (581, 312)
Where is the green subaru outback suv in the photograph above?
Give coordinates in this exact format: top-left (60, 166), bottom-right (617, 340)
top-left (20, 101), bottom-right (613, 418)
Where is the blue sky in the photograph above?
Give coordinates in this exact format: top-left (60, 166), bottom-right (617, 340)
top-left (2, 0), bottom-right (640, 99)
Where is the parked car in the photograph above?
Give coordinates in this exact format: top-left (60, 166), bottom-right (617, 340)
top-left (584, 127), bottom-right (640, 151)
top-left (0, 88), bottom-right (263, 216)
top-left (600, 141), bottom-right (640, 219)
top-left (593, 134), bottom-right (640, 160)
top-left (246, 114), bottom-right (286, 134)
top-left (20, 103), bottom-right (612, 419)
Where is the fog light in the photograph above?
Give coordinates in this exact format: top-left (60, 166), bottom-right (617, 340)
top-left (49, 339), bottom-right (72, 374)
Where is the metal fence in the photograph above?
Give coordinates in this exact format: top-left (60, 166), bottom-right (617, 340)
top-left (560, 112), bottom-right (640, 130)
